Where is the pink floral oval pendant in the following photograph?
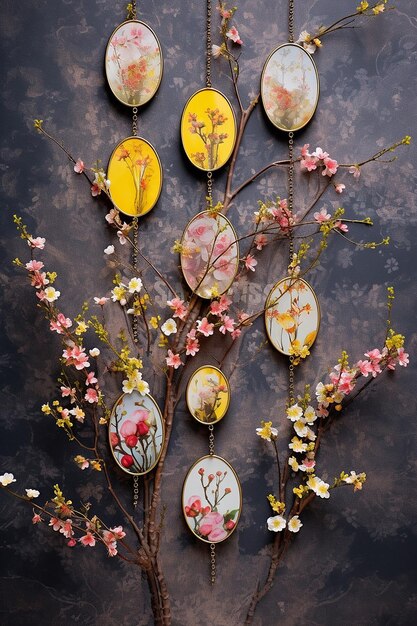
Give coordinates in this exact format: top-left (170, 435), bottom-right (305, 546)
top-left (182, 455), bottom-right (241, 544)
top-left (261, 43), bottom-right (319, 132)
top-left (105, 20), bottom-right (163, 107)
top-left (180, 210), bottom-right (239, 299)
top-left (109, 391), bottom-right (164, 475)
top-left (265, 277), bottom-right (320, 356)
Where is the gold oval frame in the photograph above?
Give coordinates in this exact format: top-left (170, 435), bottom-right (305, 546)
top-left (108, 390), bottom-right (165, 476)
top-left (260, 43), bottom-right (319, 132)
top-left (105, 19), bottom-right (163, 107)
top-left (182, 454), bottom-right (242, 544)
top-left (180, 210), bottom-right (239, 299)
top-left (107, 135), bottom-right (163, 217)
top-left (186, 365), bottom-right (231, 425)
top-left (264, 277), bottom-right (321, 356)
top-left (180, 88), bottom-right (237, 172)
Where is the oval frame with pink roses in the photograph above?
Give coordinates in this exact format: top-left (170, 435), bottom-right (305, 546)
top-left (108, 390), bottom-right (165, 475)
top-left (182, 455), bottom-right (242, 544)
top-left (180, 210), bottom-right (239, 299)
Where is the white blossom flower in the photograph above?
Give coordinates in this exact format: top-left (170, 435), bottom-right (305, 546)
top-left (267, 515), bottom-right (286, 532)
top-left (0, 473), bottom-right (16, 487)
top-left (89, 348), bottom-right (100, 357)
top-left (128, 277), bottom-right (143, 293)
top-left (25, 489), bottom-right (40, 499)
top-left (161, 318), bottom-right (177, 336)
top-left (286, 403), bottom-right (303, 422)
top-left (288, 515), bottom-right (303, 533)
top-left (104, 245), bottom-right (115, 255)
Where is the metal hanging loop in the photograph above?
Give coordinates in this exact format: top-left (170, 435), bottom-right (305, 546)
top-left (210, 543), bottom-right (216, 584)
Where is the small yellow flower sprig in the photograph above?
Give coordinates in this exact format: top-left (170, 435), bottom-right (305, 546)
top-left (267, 494), bottom-right (285, 515)
top-left (334, 471), bottom-right (367, 492)
top-left (74, 455), bottom-right (102, 471)
top-left (297, 1), bottom-right (392, 55)
top-left (52, 484), bottom-right (73, 516)
top-left (42, 401), bottom-right (75, 440)
top-left (256, 421), bottom-right (278, 442)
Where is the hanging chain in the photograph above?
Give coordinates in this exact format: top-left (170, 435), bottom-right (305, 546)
top-left (132, 217), bottom-right (139, 343)
top-left (206, 0), bottom-right (212, 88)
top-left (210, 543), bottom-right (216, 584)
top-left (288, 128), bottom-right (295, 405)
top-left (288, 0), bottom-right (295, 43)
top-left (208, 424), bottom-right (215, 455)
top-left (132, 107), bottom-right (138, 136)
top-left (131, 0), bottom-right (137, 20)
top-left (133, 475), bottom-right (139, 508)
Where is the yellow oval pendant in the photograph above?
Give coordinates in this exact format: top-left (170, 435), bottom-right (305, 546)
top-left (180, 88), bottom-right (237, 171)
top-left (186, 366), bottom-right (231, 425)
top-left (105, 20), bottom-right (163, 107)
top-left (107, 136), bottom-right (162, 217)
top-left (261, 43), bottom-right (319, 132)
top-left (109, 391), bottom-right (164, 475)
top-left (182, 455), bottom-right (242, 544)
top-left (265, 277), bottom-right (320, 355)
top-left (180, 210), bottom-right (239, 299)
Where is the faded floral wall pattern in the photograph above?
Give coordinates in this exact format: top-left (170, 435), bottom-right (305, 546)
top-left (0, 1), bottom-right (416, 625)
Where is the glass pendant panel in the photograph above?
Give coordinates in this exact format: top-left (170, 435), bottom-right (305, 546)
top-left (107, 136), bottom-right (162, 217)
top-left (265, 277), bottom-right (320, 355)
top-left (186, 366), bottom-right (230, 425)
top-left (182, 455), bottom-right (241, 544)
top-left (180, 210), bottom-right (239, 299)
top-left (109, 391), bottom-right (164, 475)
top-left (261, 43), bottom-right (319, 132)
top-left (105, 20), bottom-right (163, 107)
top-left (180, 88), bottom-right (236, 171)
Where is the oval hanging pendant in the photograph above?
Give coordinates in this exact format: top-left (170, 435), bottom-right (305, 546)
top-left (107, 136), bottom-right (162, 217)
top-left (182, 455), bottom-right (241, 544)
top-left (180, 88), bottom-right (237, 171)
top-left (265, 277), bottom-right (320, 356)
top-left (180, 210), bottom-right (239, 299)
top-left (261, 43), bottom-right (319, 132)
top-left (186, 366), bottom-right (231, 425)
top-left (109, 390), bottom-right (164, 475)
top-left (105, 20), bottom-right (163, 107)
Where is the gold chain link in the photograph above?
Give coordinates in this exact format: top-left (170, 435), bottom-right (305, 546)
top-left (288, 0), bottom-right (294, 43)
top-left (132, 0), bottom-right (137, 20)
top-left (288, 129), bottom-right (295, 406)
top-left (133, 475), bottom-right (139, 508)
top-left (132, 107), bottom-right (138, 136)
top-left (208, 424), bottom-right (215, 455)
top-left (210, 543), bottom-right (216, 584)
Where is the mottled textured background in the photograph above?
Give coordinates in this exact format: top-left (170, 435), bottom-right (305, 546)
top-left (1, 1), bottom-right (416, 625)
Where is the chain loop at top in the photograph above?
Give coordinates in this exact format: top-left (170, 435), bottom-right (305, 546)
top-left (132, 107), bottom-right (138, 136)
top-left (208, 424), bottom-right (215, 456)
top-left (288, 0), bottom-right (295, 43)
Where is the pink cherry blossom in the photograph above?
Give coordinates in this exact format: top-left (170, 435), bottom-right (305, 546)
top-left (86, 372), bottom-right (98, 386)
top-left (63, 345), bottom-right (90, 370)
top-left (226, 26), bottom-right (243, 44)
top-left (300, 155), bottom-right (318, 172)
top-left (197, 317), bottom-right (214, 337)
top-left (49, 517), bottom-right (62, 531)
top-left (74, 158), bottom-right (85, 174)
top-left (219, 315), bottom-right (235, 334)
top-left (79, 532), bottom-right (96, 547)
top-left (314, 208), bottom-right (331, 223)
top-left (210, 300), bottom-right (223, 316)
top-left (32, 513), bottom-right (42, 524)
top-left (186, 330), bottom-right (200, 356)
top-left (67, 538), bottom-right (77, 547)
top-left (349, 165), bottom-right (361, 178)
top-left (61, 385), bottom-right (76, 398)
top-left (397, 347), bottom-right (409, 367)
top-left (334, 220), bottom-right (348, 233)
top-left (50, 313), bottom-right (72, 334)
top-left (59, 519), bottom-right (74, 539)
top-left (30, 271), bottom-right (49, 289)
top-left (166, 349), bottom-right (183, 369)
top-left (218, 294), bottom-right (232, 311)
top-left (28, 236), bottom-right (46, 249)
top-left (85, 388), bottom-right (99, 403)
top-left (231, 328), bottom-right (241, 340)
top-left (301, 143), bottom-right (310, 157)
top-left (94, 296), bottom-right (109, 306)
top-left (167, 296), bottom-right (188, 320)
top-left (244, 254), bottom-right (257, 272)
top-left (335, 183), bottom-right (346, 194)
top-left (313, 147), bottom-right (329, 160)
top-left (25, 260), bottom-right (44, 271)
top-left (254, 234), bottom-right (268, 250)
top-left (105, 208), bottom-right (118, 224)
top-left (356, 359), bottom-right (373, 377)
top-left (322, 157), bottom-right (338, 177)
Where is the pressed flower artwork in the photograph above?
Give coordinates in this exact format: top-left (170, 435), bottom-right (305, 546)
top-left (261, 43), bottom-right (319, 132)
top-left (265, 278), bottom-right (320, 357)
top-left (105, 20), bottom-right (163, 107)
top-left (107, 137), bottom-right (162, 217)
top-left (186, 366), bottom-right (230, 425)
top-left (109, 391), bottom-right (164, 475)
top-left (180, 88), bottom-right (236, 171)
top-left (182, 455), bottom-right (241, 544)
top-left (180, 211), bottom-right (239, 299)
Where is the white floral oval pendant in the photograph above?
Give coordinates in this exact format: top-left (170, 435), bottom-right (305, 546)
top-left (180, 210), bottom-right (239, 299)
top-left (109, 391), bottom-right (164, 475)
top-left (265, 277), bottom-right (320, 356)
top-left (261, 43), bottom-right (319, 132)
top-left (182, 455), bottom-right (241, 544)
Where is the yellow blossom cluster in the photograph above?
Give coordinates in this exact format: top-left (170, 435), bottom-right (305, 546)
top-left (267, 494), bottom-right (285, 514)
